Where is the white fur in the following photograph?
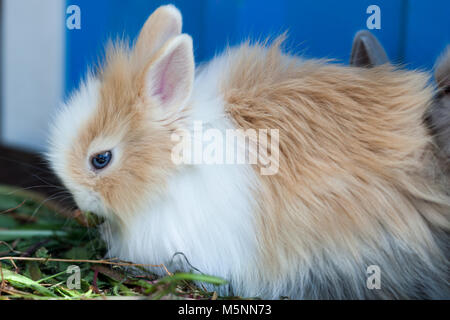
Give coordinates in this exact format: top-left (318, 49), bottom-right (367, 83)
top-left (47, 76), bottom-right (100, 172)
top-left (47, 77), bottom-right (110, 215)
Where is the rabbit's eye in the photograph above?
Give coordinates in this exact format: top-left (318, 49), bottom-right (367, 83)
top-left (91, 151), bottom-right (112, 170)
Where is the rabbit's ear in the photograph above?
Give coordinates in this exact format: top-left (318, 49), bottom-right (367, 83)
top-left (134, 5), bottom-right (182, 61)
top-left (350, 30), bottom-right (389, 67)
top-left (143, 34), bottom-right (194, 113)
top-left (434, 46), bottom-right (450, 91)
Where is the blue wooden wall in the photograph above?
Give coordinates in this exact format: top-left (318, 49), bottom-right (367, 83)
top-left (65, 0), bottom-right (450, 97)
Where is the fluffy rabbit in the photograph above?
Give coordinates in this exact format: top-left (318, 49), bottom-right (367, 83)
top-left (48, 6), bottom-right (450, 299)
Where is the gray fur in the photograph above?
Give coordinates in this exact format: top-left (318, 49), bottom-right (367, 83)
top-left (292, 225), bottom-right (449, 299)
top-left (350, 30), bottom-right (389, 68)
top-left (427, 46), bottom-right (450, 171)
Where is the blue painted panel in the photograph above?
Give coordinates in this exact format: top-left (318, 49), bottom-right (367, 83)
top-left (282, 0), bottom-right (405, 64)
top-left (201, 0), bottom-right (404, 62)
top-left (404, 0), bottom-right (450, 70)
top-left (65, 0), bottom-right (449, 96)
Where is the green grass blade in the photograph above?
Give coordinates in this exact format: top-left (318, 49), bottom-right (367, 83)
top-left (0, 230), bottom-right (69, 241)
top-left (1, 268), bottom-right (57, 297)
top-left (158, 272), bottom-right (227, 285)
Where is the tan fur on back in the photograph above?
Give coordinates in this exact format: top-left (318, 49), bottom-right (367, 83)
top-left (220, 40), bottom-right (450, 283)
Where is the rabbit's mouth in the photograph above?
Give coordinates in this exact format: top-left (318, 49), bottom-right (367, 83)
top-left (72, 188), bottom-right (109, 219)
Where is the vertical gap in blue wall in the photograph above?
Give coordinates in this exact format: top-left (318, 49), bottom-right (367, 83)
top-left (398, 0), bottom-right (409, 64)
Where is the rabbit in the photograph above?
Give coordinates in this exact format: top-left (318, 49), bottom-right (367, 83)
top-left (47, 5), bottom-right (450, 299)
